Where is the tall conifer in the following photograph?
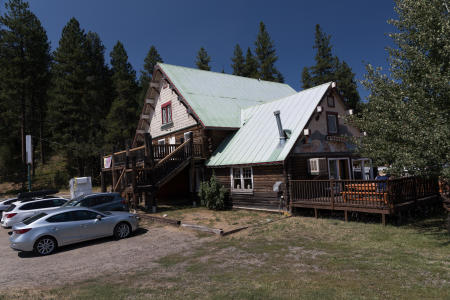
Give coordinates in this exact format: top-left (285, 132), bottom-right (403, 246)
top-left (242, 48), bottom-right (259, 79)
top-left (231, 44), bottom-right (245, 76)
top-left (105, 41), bottom-right (139, 148)
top-left (138, 45), bottom-right (163, 112)
top-left (195, 47), bottom-right (211, 71)
top-left (254, 22), bottom-right (283, 82)
top-left (0, 0), bottom-right (51, 179)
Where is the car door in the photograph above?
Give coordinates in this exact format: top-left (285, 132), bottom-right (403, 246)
top-left (45, 212), bottom-right (81, 245)
top-left (72, 210), bottom-right (111, 240)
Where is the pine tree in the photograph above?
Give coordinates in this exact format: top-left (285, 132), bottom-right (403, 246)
top-left (352, 0), bottom-right (449, 179)
top-left (242, 47), bottom-right (259, 79)
top-left (334, 58), bottom-right (360, 110)
top-left (47, 18), bottom-right (92, 175)
top-left (254, 21), bottom-right (283, 82)
top-left (138, 45), bottom-right (163, 112)
top-left (301, 24), bottom-right (360, 109)
top-left (195, 47), bottom-right (211, 71)
top-left (84, 31), bottom-right (112, 155)
top-left (309, 24), bottom-right (334, 84)
top-left (105, 41), bottom-right (139, 149)
top-left (231, 44), bottom-right (245, 76)
top-left (0, 0), bottom-right (51, 180)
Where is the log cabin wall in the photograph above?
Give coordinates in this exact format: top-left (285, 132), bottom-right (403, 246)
top-left (211, 164), bottom-right (285, 210)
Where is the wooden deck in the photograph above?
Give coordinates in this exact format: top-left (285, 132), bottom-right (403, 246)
top-left (289, 177), bottom-right (440, 224)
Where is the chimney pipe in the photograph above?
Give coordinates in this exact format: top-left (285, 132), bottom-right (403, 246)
top-left (273, 110), bottom-right (286, 140)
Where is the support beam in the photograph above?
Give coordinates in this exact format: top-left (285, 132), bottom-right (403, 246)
top-left (100, 153), bottom-right (106, 192)
top-left (111, 150), bottom-right (117, 192)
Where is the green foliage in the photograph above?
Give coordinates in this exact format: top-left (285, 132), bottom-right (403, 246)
top-left (105, 41), bottom-right (139, 149)
top-left (352, 0), bottom-right (449, 180)
top-left (138, 45), bottom-right (163, 111)
top-left (231, 44), bottom-right (245, 76)
top-left (242, 47), bottom-right (259, 79)
top-left (47, 18), bottom-right (111, 176)
top-left (198, 173), bottom-right (226, 210)
top-left (302, 24), bottom-right (360, 109)
top-left (254, 22), bottom-right (283, 82)
top-left (195, 47), bottom-right (211, 71)
top-left (0, 0), bottom-right (51, 181)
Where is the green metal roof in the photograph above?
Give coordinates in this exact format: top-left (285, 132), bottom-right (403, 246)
top-left (159, 63), bottom-right (296, 128)
top-left (206, 82), bottom-right (333, 167)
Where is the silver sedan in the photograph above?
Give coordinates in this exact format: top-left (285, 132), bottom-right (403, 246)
top-left (9, 207), bottom-right (139, 255)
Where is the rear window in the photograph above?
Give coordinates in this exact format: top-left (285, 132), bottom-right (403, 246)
top-left (23, 213), bottom-right (47, 225)
top-left (5, 204), bottom-right (16, 212)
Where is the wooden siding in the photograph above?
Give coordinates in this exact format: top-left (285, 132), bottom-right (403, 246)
top-left (149, 80), bottom-right (198, 138)
top-left (293, 90), bottom-right (360, 154)
top-left (213, 165), bottom-right (285, 209)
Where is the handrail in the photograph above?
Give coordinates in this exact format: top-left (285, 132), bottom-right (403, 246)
top-left (154, 139), bottom-right (191, 167)
top-left (129, 145), bottom-right (145, 152)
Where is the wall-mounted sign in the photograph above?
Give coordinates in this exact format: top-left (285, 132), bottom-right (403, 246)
top-left (326, 135), bottom-right (348, 143)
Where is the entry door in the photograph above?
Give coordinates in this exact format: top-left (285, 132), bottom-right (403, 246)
top-left (328, 158), bottom-right (350, 180)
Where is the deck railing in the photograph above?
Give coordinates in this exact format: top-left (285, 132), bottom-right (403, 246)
top-left (290, 177), bottom-right (439, 210)
top-left (102, 143), bottom-right (203, 169)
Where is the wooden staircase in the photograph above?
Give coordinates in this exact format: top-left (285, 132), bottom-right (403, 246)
top-left (101, 133), bottom-right (200, 210)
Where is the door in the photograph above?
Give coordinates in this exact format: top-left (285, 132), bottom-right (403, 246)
top-left (328, 158), bottom-right (351, 180)
top-left (72, 210), bottom-right (111, 239)
top-left (46, 211), bottom-right (82, 245)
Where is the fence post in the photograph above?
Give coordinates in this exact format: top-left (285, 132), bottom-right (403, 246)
top-left (131, 156), bottom-right (137, 209)
top-left (125, 142), bottom-right (130, 170)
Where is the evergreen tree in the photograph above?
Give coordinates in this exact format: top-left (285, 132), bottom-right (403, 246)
top-left (84, 31), bottom-right (112, 156)
top-left (138, 45), bottom-right (162, 112)
top-left (195, 47), bottom-right (211, 71)
top-left (242, 47), bottom-right (259, 79)
top-left (301, 24), bottom-right (360, 109)
top-left (0, 0), bottom-right (51, 180)
top-left (254, 21), bottom-right (283, 82)
top-left (105, 41), bottom-right (139, 149)
top-left (47, 18), bottom-right (92, 176)
top-left (352, 0), bottom-right (449, 179)
top-left (231, 44), bottom-right (245, 76)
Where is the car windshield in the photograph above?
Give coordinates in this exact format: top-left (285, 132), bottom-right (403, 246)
top-left (23, 213), bottom-right (47, 225)
top-left (62, 195), bottom-right (84, 207)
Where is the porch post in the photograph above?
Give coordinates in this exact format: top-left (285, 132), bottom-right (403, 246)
top-left (100, 153), bottom-right (106, 192)
top-left (111, 147), bottom-right (117, 192)
top-left (188, 132), bottom-right (196, 207)
top-left (283, 159), bottom-right (291, 212)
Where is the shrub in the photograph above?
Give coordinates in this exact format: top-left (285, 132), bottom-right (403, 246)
top-left (198, 173), bottom-right (226, 210)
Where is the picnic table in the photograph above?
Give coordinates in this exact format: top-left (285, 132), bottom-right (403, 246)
top-left (342, 183), bottom-right (388, 204)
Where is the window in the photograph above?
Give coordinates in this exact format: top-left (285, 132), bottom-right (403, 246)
top-left (161, 101), bottom-right (172, 124)
top-left (231, 167), bottom-right (253, 192)
top-left (23, 213), bottom-right (47, 225)
top-left (46, 212), bottom-right (73, 223)
top-left (327, 95), bottom-right (335, 107)
top-left (72, 210), bottom-right (100, 221)
top-left (327, 112), bottom-right (338, 135)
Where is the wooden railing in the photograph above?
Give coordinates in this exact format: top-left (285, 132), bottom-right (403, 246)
top-left (290, 177), bottom-right (439, 210)
top-left (102, 143), bottom-right (203, 169)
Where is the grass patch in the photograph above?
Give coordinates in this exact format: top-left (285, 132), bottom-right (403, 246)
top-left (2, 212), bottom-right (449, 299)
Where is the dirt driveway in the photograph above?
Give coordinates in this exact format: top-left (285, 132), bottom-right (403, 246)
top-left (0, 221), bottom-right (207, 288)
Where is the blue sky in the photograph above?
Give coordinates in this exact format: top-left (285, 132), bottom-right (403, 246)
top-left (19, 0), bottom-right (396, 100)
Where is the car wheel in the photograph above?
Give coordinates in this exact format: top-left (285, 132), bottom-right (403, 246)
top-left (114, 222), bottom-right (131, 239)
top-left (34, 236), bottom-right (57, 256)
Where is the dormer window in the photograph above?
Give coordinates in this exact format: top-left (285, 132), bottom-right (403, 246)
top-left (161, 101), bottom-right (172, 124)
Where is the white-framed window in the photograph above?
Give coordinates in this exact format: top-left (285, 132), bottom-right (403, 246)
top-left (158, 139), bottom-right (165, 145)
top-left (230, 167), bottom-right (253, 193)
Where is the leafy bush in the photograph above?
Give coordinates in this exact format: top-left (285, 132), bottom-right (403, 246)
top-left (198, 173), bottom-right (226, 210)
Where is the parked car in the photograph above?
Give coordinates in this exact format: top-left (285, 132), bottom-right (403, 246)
top-left (0, 198), bottom-right (19, 213)
top-left (9, 207), bottom-right (139, 255)
top-left (62, 192), bottom-right (128, 212)
top-left (1, 198), bottom-right (68, 228)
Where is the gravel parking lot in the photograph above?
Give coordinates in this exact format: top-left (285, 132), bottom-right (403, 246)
top-left (0, 221), bottom-right (205, 288)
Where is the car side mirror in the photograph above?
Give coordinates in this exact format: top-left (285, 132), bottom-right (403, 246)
top-left (96, 215), bottom-right (102, 220)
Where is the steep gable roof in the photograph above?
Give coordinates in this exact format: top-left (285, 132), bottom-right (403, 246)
top-left (158, 63), bottom-right (296, 128)
top-left (206, 82), bottom-right (333, 167)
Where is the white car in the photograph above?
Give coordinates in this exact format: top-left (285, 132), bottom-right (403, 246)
top-left (0, 198), bottom-right (18, 213)
top-left (1, 198), bottom-right (67, 228)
